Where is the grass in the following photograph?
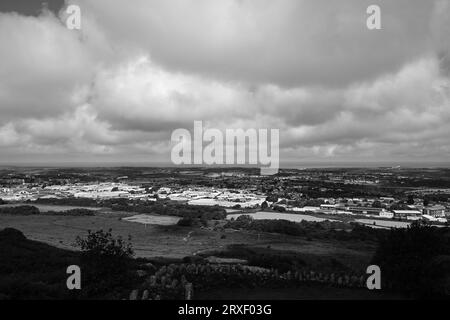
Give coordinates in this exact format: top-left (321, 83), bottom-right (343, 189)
top-left (0, 211), bottom-right (376, 262)
top-left (0, 206), bottom-right (389, 299)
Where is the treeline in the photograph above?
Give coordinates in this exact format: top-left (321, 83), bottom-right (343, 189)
top-left (33, 197), bottom-right (227, 220)
top-left (34, 197), bottom-right (100, 207)
top-left (423, 194), bottom-right (450, 203)
top-left (224, 215), bottom-right (381, 242)
top-left (0, 206), bottom-right (96, 216)
top-left (0, 206), bottom-right (39, 215)
top-left (45, 208), bottom-right (96, 216)
top-left (110, 201), bottom-right (227, 220)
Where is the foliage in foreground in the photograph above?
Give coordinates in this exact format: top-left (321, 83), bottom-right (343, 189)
top-left (75, 229), bottom-right (137, 297)
top-left (0, 228), bottom-right (79, 299)
top-left (372, 221), bottom-right (450, 298)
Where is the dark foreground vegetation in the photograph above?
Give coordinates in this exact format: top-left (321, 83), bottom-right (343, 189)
top-left (0, 220), bottom-right (448, 299)
top-left (0, 228), bottom-right (79, 299)
top-left (0, 228), bottom-right (140, 299)
top-left (372, 222), bottom-right (450, 298)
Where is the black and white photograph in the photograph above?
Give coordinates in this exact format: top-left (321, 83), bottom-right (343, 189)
top-left (0, 0), bottom-right (449, 307)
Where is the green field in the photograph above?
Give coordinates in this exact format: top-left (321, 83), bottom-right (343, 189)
top-left (0, 204), bottom-right (389, 299)
top-left (0, 209), bottom-right (374, 270)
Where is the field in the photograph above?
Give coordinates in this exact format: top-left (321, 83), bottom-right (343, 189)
top-left (1, 204), bottom-right (421, 299)
top-left (122, 214), bottom-right (181, 226)
top-left (0, 207), bottom-right (374, 270)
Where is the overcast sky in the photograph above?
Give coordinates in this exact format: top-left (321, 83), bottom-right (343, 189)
top-left (0, 0), bottom-right (449, 165)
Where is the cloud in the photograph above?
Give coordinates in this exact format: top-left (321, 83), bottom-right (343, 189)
top-left (0, 0), bottom-right (449, 164)
top-left (72, 0), bottom-right (437, 87)
top-left (0, 11), bottom-right (93, 122)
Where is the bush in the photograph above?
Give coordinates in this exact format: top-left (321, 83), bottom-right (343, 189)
top-left (75, 229), bottom-right (135, 296)
top-left (273, 205), bottom-right (286, 212)
top-left (372, 221), bottom-right (450, 298)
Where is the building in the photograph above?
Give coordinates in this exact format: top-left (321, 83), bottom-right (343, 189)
top-left (346, 206), bottom-right (383, 215)
top-left (393, 210), bottom-right (422, 219)
top-left (379, 210), bottom-right (394, 219)
top-left (423, 205), bottom-right (446, 217)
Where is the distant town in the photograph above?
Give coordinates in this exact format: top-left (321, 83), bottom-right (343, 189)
top-left (1, 166), bottom-right (449, 227)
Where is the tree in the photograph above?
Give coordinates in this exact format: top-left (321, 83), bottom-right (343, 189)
top-left (273, 205), bottom-right (286, 212)
top-left (266, 194), bottom-right (278, 203)
top-left (261, 201), bottom-right (269, 210)
top-left (372, 200), bottom-right (382, 208)
top-left (407, 195), bottom-right (415, 205)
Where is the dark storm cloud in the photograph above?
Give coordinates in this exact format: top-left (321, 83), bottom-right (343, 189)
top-left (0, 0), bottom-right (65, 16)
top-left (74, 0), bottom-right (437, 88)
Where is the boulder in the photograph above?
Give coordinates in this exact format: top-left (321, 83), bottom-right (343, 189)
top-left (129, 289), bottom-right (139, 300)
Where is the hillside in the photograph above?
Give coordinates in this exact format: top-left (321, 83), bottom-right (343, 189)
top-left (0, 228), bottom-right (80, 299)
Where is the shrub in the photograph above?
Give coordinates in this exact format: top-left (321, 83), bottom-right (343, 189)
top-left (372, 221), bottom-right (450, 298)
top-left (177, 217), bottom-right (202, 227)
top-left (75, 229), bottom-right (135, 296)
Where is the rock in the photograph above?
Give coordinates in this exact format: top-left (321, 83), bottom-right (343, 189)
top-left (185, 283), bottom-right (194, 300)
top-left (344, 275), bottom-right (350, 286)
top-left (286, 271), bottom-right (292, 280)
top-left (330, 273), bottom-right (336, 283)
top-left (129, 289), bottom-right (139, 300)
top-left (350, 275), bottom-right (358, 286)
